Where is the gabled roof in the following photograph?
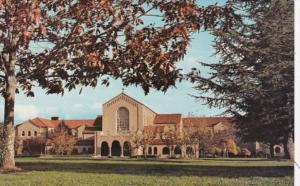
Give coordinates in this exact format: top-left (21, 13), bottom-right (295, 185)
top-left (28, 117), bottom-right (57, 128)
top-left (62, 119), bottom-right (95, 129)
top-left (154, 114), bottom-right (182, 124)
top-left (144, 125), bottom-right (165, 133)
top-left (183, 117), bottom-right (232, 127)
top-left (17, 116), bottom-right (103, 130)
top-left (103, 92), bottom-right (157, 114)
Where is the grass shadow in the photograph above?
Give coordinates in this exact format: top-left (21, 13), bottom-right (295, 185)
top-left (15, 160), bottom-right (293, 178)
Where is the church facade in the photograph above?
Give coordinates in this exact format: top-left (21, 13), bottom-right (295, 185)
top-left (95, 93), bottom-right (235, 158)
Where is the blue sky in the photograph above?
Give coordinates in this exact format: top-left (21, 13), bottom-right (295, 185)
top-left (0, 1), bottom-right (227, 124)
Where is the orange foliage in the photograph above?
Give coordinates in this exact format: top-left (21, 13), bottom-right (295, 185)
top-left (47, 128), bottom-right (76, 155)
top-left (241, 148), bottom-right (252, 157)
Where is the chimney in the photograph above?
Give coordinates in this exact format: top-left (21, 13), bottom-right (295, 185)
top-left (51, 116), bottom-right (59, 120)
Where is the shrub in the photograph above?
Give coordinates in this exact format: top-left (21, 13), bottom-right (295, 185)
top-left (241, 148), bottom-right (251, 157)
top-left (226, 139), bottom-right (239, 156)
top-left (256, 151), bottom-right (267, 158)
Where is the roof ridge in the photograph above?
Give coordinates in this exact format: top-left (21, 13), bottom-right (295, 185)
top-left (29, 117), bottom-right (46, 127)
top-left (121, 93), bottom-right (157, 114)
top-left (103, 92), bottom-right (157, 114)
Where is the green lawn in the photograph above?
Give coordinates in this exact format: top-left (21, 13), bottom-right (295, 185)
top-left (0, 157), bottom-right (293, 186)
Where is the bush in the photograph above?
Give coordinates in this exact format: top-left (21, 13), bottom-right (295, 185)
top-left (241, 148), bottom-right (251, 157)
top-left (256, 151), bottom-right (267, 158)
top-left (226, 139), bottom-right (239, 155)
top-left (146, 155), bottom-right (158, 158)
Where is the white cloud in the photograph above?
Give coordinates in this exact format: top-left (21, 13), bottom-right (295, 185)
top-left (15, 105), bottom-right (39, 121)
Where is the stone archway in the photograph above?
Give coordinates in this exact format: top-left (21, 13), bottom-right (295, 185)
top-left (123, 141), bottom-right (131, 157)
top-left (101, 141), bottom-right (109, 156)
top-left (111, 141), bottom-right (121, 156)
top-left (162, 147), bottom-right (170, 155)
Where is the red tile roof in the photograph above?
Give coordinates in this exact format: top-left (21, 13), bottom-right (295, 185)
top-left (21, 117), bottom-right (98, 129)
top-left (62, 120), bottom-right (94, 129)
top-left (154, 114), bottom-right (182, 124)
top-left (183, 117), bottom-right (233, 127)
top-left (29, 117), bottom-right (57, 128)
top-left (144, 125), bottom-right (165, 133)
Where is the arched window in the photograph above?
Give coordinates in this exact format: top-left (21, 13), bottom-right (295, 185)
top-left (28, 131), bottom-right (31, 137)
top-left (34, 131), bottom-right (38, 136)
top-left (154, 147), bottom-right (158, 155)
top-left (162, 147), bottom-right (170, 155)
top-left (21, 131), bottom-right (25, 136)
top-left (148, 147), bottom-right (152, 155)
top-left (117, 107), bottom-right (129, 131)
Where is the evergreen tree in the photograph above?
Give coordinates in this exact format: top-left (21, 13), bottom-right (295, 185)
top-left (189, 0), bottom-right (294, 160)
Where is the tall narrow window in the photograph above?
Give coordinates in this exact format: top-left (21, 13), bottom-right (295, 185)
top-left (21, 131), bottom-right (25, 136)
top-left (28, 131), bottom-right (31, 137)
top-left (34, 131), bottom-right (38, 136)
top-left (117, 107), bottom-right (129, 131)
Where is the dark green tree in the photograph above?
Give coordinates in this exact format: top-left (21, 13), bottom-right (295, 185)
top-left (189, 0), bottom-right (294, 160)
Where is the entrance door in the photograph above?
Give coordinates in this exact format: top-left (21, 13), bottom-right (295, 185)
top-left (101, 142), bottom-right (109, 156)
top-left (111, 141), bottom-right (121, 156)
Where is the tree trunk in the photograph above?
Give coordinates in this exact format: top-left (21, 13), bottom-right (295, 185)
top-left (269, 143), bottom-right (274, 158)
top-left (170, 146), bottom-right (174, 158)
top-left (284, 132), bottom-right (294, 161)
top-left (144, 145), bottom-right (147, 158)
top-left (1, 50), bottom-right (17, 169)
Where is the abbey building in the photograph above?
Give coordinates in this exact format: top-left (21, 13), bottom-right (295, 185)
top-left (14, 92), bottom-right (285, 158)
top-left (94, 92), bottom-right (233, 158)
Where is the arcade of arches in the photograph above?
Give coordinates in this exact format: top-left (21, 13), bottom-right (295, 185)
top-left (99, 141), bottom-right (132, 157)
top-left (97, 140), bottom-right (203, 158)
